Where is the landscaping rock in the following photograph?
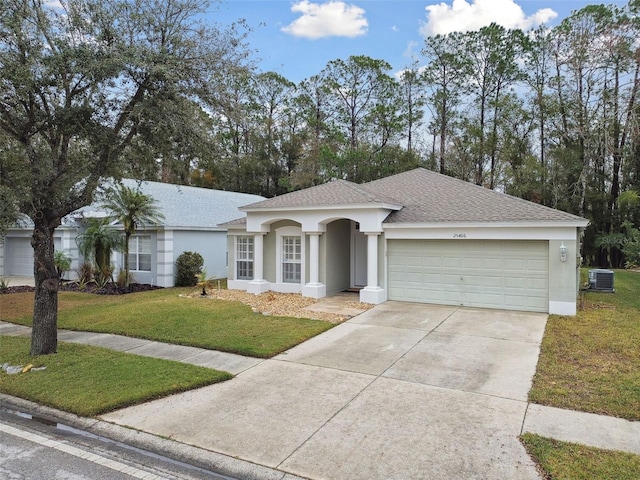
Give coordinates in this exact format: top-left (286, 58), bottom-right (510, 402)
top-left (188, 290), bottom-right (373, 323)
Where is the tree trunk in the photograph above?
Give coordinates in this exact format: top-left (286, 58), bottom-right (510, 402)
top-left (30, 218), bottom-right (60, 356)
top-left (489, 84), bottom-right (502, 190)
top-left (439, 94), bottom-right (447, 174)
top-left (476, 96), bottom-right (486, 186)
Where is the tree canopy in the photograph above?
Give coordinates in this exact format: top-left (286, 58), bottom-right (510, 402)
top-left (0, 0), bottom-right (249, 354)
top-left (2, 0), bottom-right (640, 355)
top-left (188, 2), bottom-right (640, 269)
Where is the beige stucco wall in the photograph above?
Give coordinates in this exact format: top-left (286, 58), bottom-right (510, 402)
top-left (226, 235), bottom-right (235, 279)
top-left (263, 220), bottom-right (300, 284)
top-left (548, 238), bottom-right (580, 314)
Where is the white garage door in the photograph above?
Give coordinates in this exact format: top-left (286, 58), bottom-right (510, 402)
top-left (5, 237), bottom-right (34, 276)
top-left (388, 240), bottom-right (549, 312)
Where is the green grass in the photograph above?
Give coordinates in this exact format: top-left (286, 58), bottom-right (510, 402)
top-left (521, 433), bottom-right (640, 480)
top-left (529, 269), bottom-right (640, 421)
top-left (1, 288), bottom-right (333, 358)
top-left (0, 336), bottom-right (231, 416)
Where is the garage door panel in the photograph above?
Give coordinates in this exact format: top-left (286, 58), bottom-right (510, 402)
top-left (501, 276), bottom-right (525, 288)
top-left (464, 257), bottom-right (484, 269)
top-left (443, 291), bottom-right (462, 302)
top-left (442, 273), bottom-right (462, 284)
top-left (478, 275), bottom-right (504, 287)
top-left (441, 257), bottom-right (462, 268)
top-left (526, 259), bottom-right (547, 272)
top-left (528, 278), bottom-right (547, 289)
top-left (421, 274), bottom-right (443, 284)
top-left (388, 240), bottom-right (549, 313)
top-left (5, 237), bottom-right (34, 276)
top-left (503, 258), bottom-right (527, 270)
top-left (405, 273), bottom-right (424, 283)
top-left (422, 258), bottom-right (443, 268)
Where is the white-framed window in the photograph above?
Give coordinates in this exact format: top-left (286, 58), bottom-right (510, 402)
top-left (236, 236), bottom-right (254, 280)
top-left (127, 235), bottom-right (151, 272)
top-left (275, 226), bottom-right (304, 288)
top-left (281, 235), bottom-right (301, 283)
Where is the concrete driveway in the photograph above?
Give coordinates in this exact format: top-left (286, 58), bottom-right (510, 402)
top-left (102, 301), bottom-right (547, 480)
top-left (3, 276), bottom-right (35, 287)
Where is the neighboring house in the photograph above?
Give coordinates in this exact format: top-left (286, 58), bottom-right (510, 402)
top-left (0, 217), bottom-right (78, 281)
top-left (0, 180), bottom-right (263, 287)
top-left (225, 168), bottom-right (589, 315)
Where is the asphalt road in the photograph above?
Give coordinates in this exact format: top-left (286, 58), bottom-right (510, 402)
top-left (0, 408), bottom-right (236, 480)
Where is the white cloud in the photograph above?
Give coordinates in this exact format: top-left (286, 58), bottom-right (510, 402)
top-left (420, 0), bottom-right (557, 36)
top-left (403, 40), bottom-right (419, 58)
top-left (395, 64), bottom-right (427, 81)
top-left (43, 0), bottom-right (63, 11)
top-left (282, 1), bottom-right (368, 39)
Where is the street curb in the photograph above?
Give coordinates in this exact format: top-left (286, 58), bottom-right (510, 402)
top-left (0, 393), bottom-right (306, 480)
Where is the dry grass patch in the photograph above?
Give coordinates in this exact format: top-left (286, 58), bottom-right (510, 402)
top-left (521, 433), bottom-right (640, 480)
top-left (529, 270), bottom-right (640, 421)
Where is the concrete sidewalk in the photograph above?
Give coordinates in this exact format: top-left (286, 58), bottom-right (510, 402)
top-left (2, 303), bottom-right (640, 479)
top-left (0, 321), bottom-right (262, 375)
top-left (523, 403), bottom-right (640, 455)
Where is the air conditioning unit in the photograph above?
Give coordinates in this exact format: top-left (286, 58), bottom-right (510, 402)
top-left (588, 269), bottom-right (615, 292)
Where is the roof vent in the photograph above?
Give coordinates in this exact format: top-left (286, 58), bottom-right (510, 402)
top-left (588, 269), bottom-right (615, 293)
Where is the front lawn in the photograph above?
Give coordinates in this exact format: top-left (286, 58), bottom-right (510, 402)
top-left (521, 433), bottom-right (640, 480)
top-left (529, 269), bottom-right (640, 421)
top-left (0, 288), bottom-right (333, 358)
top-left (0, 335), bottom-right (231, 416)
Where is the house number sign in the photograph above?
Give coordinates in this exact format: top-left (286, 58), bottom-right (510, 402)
top-left (453, 233), bottom-right (467, 239)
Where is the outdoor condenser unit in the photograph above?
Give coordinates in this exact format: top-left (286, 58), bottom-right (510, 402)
top-left (588, 269), bottom-right (615, 293)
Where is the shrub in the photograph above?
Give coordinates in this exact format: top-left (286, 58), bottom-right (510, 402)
top-left (54, 251), bottom-right (72, 279)
top-left (175, 251), bottom-right (204, 287)
top-left (622, 229), bottom-right (640, 268)
top-left (77, 262), bottom-right (94, 284)
top-left (117, 269), bottom-right (134, 287)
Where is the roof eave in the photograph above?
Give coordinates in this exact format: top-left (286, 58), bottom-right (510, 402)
top-left (224, 224), bottom-right (248, 230)
top-left (383, 220), bottom-right (590, 229)
top-left (240, 202), bottom-right (403, 213)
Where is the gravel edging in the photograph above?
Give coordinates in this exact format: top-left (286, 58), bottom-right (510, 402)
top-left (184, 289), bottom-right (373, 323)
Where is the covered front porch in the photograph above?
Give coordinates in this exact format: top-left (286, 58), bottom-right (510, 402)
top-left (227, 216), bottom-right (392, 305)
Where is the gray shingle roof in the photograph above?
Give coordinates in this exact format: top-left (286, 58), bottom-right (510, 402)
top-left (9, 181), bottom-right (264, 231)
top-left (121, 180), bottom-right (264, 229)
top-left (79, 180), bottom-right (264, 229)
top-left (362, 168), bottom-right (586, 224)
top-left (238, 168), bottom-right (587, 225)
top-left (241, 179), bottom-right (402, 210)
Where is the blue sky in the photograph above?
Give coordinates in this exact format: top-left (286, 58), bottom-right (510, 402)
top-left (208, 0), bottom-right (629, 83)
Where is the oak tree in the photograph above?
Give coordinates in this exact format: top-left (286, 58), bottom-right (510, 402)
top-left (0, 0), bottom-right (248, 354)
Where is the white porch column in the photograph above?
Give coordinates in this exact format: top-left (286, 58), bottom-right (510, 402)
top-left (360, 232), bottom-right (386, 304)
top-left (302, 232), bottom-right (326, 299)
top-left (247, 232), bottom-right (269, 294)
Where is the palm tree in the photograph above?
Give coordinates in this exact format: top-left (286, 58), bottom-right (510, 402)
top-left (101, 184), bottom-right (164, 288)
top-left (76, 218), bottom-right (124, 282)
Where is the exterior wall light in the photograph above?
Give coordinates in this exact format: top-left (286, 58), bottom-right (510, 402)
top-left (559, 242), bottom-right (568, 262)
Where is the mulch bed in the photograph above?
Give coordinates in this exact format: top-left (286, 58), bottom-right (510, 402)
top-left (1, 282), bottom-right (162, 295)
